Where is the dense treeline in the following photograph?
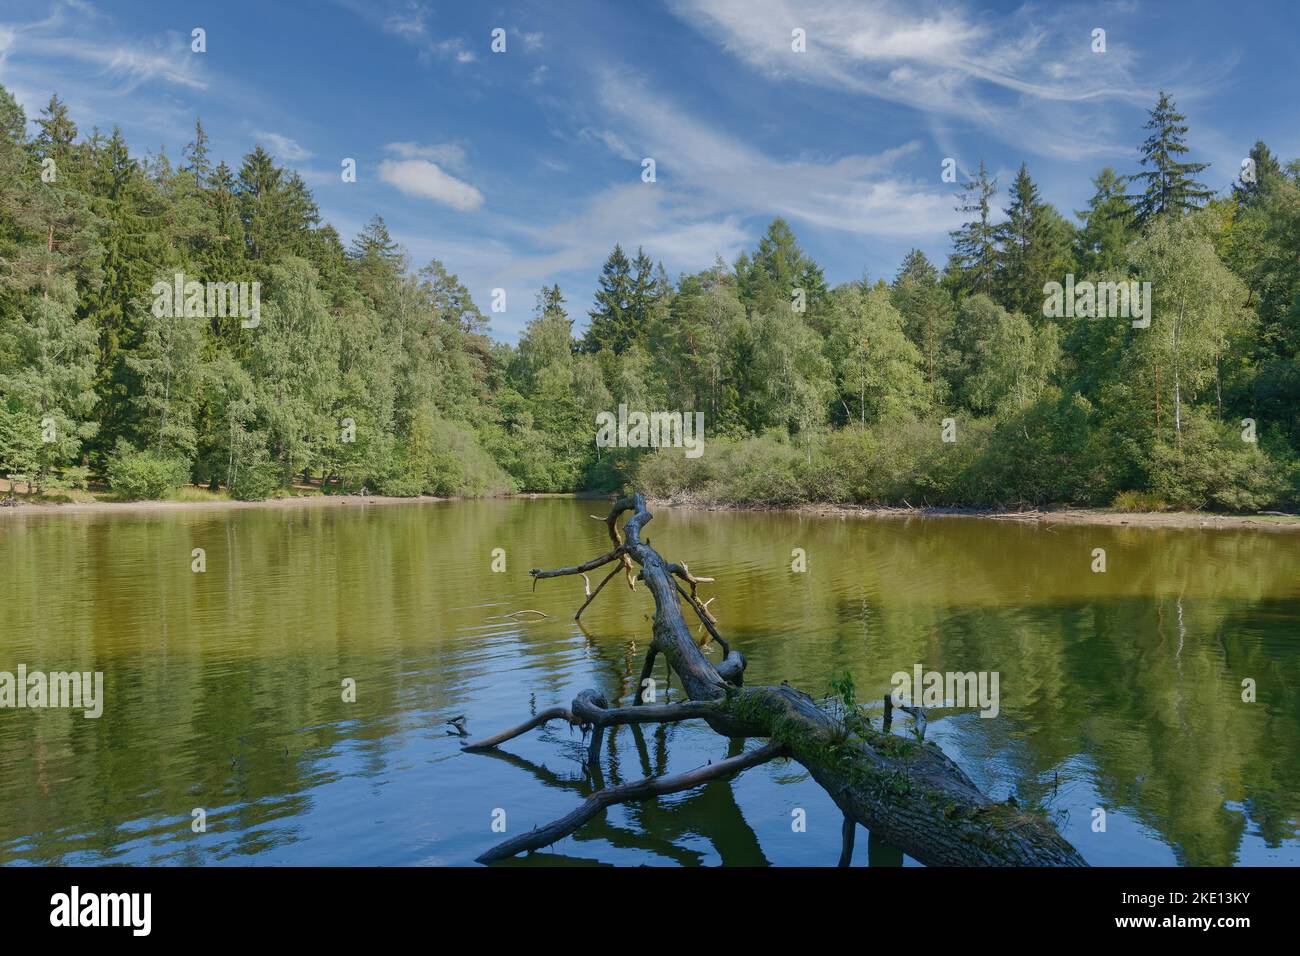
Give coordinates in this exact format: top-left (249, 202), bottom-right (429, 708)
top-left (1, 85), bottom-right (1297, 510)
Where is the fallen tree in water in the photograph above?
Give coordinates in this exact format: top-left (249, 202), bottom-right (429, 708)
top-left (464, 493), bottom-right (1086, 866)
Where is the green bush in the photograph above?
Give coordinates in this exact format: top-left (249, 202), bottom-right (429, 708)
top-left (1112, 490), bottom-right (1170, 512)
top-left (107, 443), bottom-right (190, 500)
top-left (636, 433), bottom-right (806, 504)
top-left (58, 466), bottom-right (92, 491)
top-left (1148, 411), bottom-right (1287, 511)
top-left (374, 474), bottom-right (424, 498)
top-left (399, 407), bottom-right (514, 497)
top-left (230, 458), bottom-right (281, 501)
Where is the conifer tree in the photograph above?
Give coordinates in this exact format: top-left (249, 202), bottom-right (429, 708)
top-left (1130, 92), bottom-right (1212, 227)
top-left (581, 244), bottom-right (632, 353)
top-left (182, 118), bottom-right (212, 183)
top-left (1074, 168), bottom-right (1134, 275)
top-left (946, 161), bottom-right (998, 298)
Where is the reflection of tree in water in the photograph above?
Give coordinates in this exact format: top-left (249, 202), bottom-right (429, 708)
top-left (474, 730), bottom-right (762, 866)
top-left (496, 628), bottom-right (769, 866)
top-left (713, 511), bottom-right (1300, 866)
top-left (492, 620), bottom-right (911, 867)
top-left (815, 590), bottom-right (1300, 866)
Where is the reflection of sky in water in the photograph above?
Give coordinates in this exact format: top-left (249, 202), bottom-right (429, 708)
top-left (0, 499), bottom-right (1296, 866)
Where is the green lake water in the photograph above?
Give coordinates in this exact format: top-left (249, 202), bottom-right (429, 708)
top-left (1, 498), bottom-right (1296, 866)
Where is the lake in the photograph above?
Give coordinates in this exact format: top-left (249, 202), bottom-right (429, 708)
top-left (1, 498), bottom-right (1296, 866)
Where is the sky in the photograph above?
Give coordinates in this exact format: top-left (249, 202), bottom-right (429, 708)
top-left (0, 0), bottom-right (1296, 342)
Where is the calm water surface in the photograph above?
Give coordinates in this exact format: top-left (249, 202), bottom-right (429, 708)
top-left (1, 499), bottom-right (1297, 866)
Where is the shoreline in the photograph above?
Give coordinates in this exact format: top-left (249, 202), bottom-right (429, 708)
top-left (645, 496), bottom-right (1300, 532)
top-left (0, 491), bottom-right (455, 518)
top-left (2, 487), bottom-right (1297, 531)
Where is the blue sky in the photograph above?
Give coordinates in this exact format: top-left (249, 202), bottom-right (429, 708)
top-left (1, 0), bottom-right (1297, 341)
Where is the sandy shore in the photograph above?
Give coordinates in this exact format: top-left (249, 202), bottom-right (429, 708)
top-left (647, 497), bottom-right (1300, 532)
top-left (0, 491), bottom-right (454, 518)
top-left (2, 487), bottom-right (1296, 531)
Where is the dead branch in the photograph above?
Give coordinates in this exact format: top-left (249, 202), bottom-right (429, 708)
top-left (476, 741), bottom-right (788, 863)
top-left (575, 564), bottom-right (623, 620)
top-left (462, 707), bottom-right (574, 752)
top-left (465, 493), bottom-right (1086, 867)
top-left (483, 609), bottom-right (550, 621)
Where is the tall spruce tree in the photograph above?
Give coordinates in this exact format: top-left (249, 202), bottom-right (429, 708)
top-left (581, 243), bottom-right (632, 353)
top-left (946, 161), bottom-right (998, 298)
top-left (996, 164), bottom-right (1045, 315)
top-left (1129, 92), bottom-right (1212, 227)
top-left (182, 118), bottom-right (212, 183)
top-left (625, 245), bottom-right (657, 343)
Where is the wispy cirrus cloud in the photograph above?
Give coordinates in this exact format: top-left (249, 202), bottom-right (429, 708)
top-left (0, 1), bottom-right (205, 95)
top-left (665, 0), bottom-right (1233, 160)
top-left (587, 67), bottom-right (960, 239)
top-left (338, 0), bottom-right (481, 64)
top-left (669, 0), bottom-right (1145, 108)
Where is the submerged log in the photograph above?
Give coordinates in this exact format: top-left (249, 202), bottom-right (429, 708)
top-left (463, 493), bottom-right (1086, 867)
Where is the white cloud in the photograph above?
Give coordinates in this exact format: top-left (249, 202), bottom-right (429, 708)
top-left (591, 69), bottom-right (960, 238)
top-left (434, 37), bottom-right (476, 64)
top-left (0, 2), bottom-right (219, 142)
top-left (378, 156), bottom-right (485, 210)
top-left (343, 2), bottom-right (480, 65)
top-left (0, 15), bottom-right (206, 94)
top-left (670, 0), bottom-right (1142, 106)
top-left (385, 140), bottom-right (468, 171)
top-left (579, 127), bottom-right (638, 162)
top-left (662, 0), bottom-right (1226, 156)
top-left (254, 131), bottom-right (312, 162)
top-left (382, 2), bottom-right (429, 40)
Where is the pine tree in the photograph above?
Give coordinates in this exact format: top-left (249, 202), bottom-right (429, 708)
top-left (182, 118), bottom-right (212, 183)
top-left (995, 164), bottom-right (1041, 314)
top-left (34, 94), bottom-right (78, 168)
top-left (581, 244), bottom-right (632, 353)
top-left (205, 161), bottom-right (247, 277)
top-left (1129, 92), bottom-right (1212, 227)
top-left (738, 218), bottom-right (808, 311)
top-left (946, 161), bottom-right (998, 298)
top-left (1074, 168), bottom-right (1134, 275)
top-left (625, 245), bottom-right (657, 343)
top-left (995, 164), bottom-right (1071, 316)
top-left (83, 126), bottom-right (171, 456)
top-left (349, 214), bottom-right (402, 262)
top-left (235, 148), bottom-right (319, 262)
top-left (1231, 140), bottom-right (1283, 206)
top-left (895, 248), bottom-right (939, 285)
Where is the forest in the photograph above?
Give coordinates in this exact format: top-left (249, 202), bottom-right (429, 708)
top-left (2, 84), bottom-right (1298, 512)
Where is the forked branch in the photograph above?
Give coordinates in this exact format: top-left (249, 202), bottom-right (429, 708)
top-left (465, 494), bottom-right (1086, 867)
top-left (476, 741), bottom-right (788, 863)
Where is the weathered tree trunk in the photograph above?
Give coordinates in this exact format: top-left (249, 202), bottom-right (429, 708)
top-left (464, 493), bottom-right (1086, 867)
